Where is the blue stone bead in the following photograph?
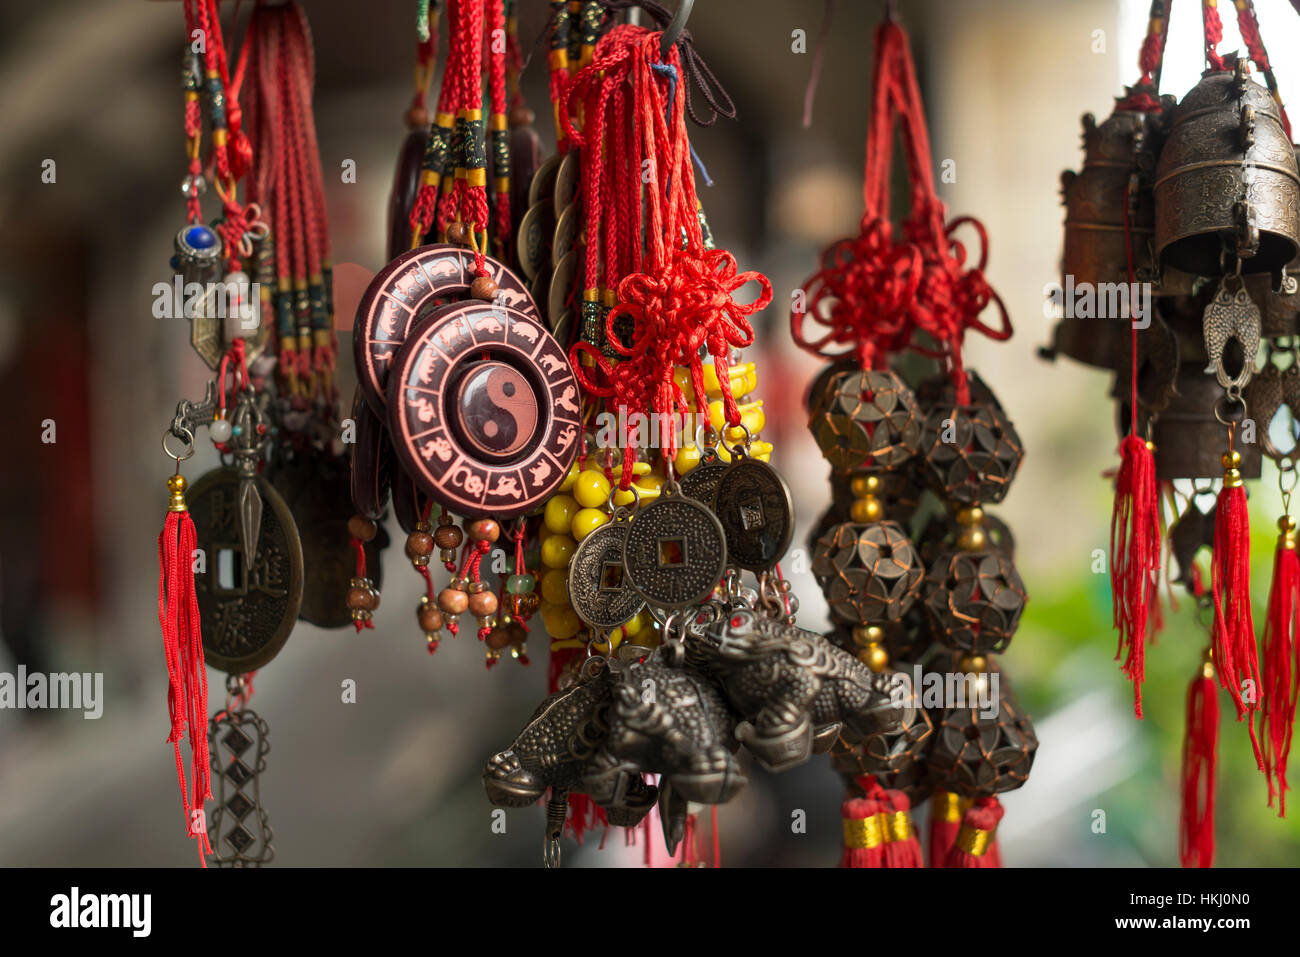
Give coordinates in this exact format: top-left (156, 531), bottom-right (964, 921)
top-left (185, 225), bottom-right (217, 250)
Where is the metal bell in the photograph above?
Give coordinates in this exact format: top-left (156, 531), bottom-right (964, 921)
top-left (1154, 57), bottom-right (1300, 279)
top-left (1144, 362), bottom-right (1263, 480)
top-left (1050, 91), bottom-right (1170, 370)
top-left (1061, 93), bottom-right (1166, 289)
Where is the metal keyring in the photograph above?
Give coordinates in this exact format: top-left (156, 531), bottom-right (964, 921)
top-left (720, 422), bottom-right (752, 460)
top-left (605, 480), bottom-right (640, 514)
top-left (162, 427), bottom-right (196, 462)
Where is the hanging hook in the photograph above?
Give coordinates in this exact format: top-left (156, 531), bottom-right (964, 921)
top-left (660, 0), bottom-right (693, 58)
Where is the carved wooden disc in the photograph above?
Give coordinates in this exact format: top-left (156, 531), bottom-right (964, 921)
top-left (353, 245), bottom-right (538, 416)
top-left (386, 299), bottom-right (581, 517)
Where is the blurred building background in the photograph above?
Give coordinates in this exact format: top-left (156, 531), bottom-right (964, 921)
top-left (0, 0), bottom-right (1298, 867)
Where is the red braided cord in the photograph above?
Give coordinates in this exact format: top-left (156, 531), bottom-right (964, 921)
top-left (1203, 0), bottom-right (1226, 71)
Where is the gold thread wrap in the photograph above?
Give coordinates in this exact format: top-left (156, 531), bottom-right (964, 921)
top-left (883, 810), bottom-right (912, 844)
top-left (955, 823), bottom-right (994, 857)
top-left (842, 814), bottom-right (883, 849)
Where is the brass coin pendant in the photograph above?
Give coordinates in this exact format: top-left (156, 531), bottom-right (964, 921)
top-left (712, 456), bottom-right (795, 572)
top-left (622, 490), bottom-right (727, 609)
top-left (188, 468), bottom-right (304, 673)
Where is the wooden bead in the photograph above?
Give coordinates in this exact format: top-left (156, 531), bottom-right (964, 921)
top-left (509, 105), bottom-right (535, 127)
top-left (470, 276), bottom-right (498, 301)
top-left (485, 626), bottom-right (514, 650)
top-left (446, 221), bottom-right (471, 245)
top-left (417, 602), bottom-right (444, 633)
top-left (405, 105), bottom-right (431, 130)
top-left (434, 525), bottom-right (464, 550)
top-left (469, 590), bottom-right (499, 618)
top-left (406, 531), bottom-right (435, 559)
top-left (348, 515), bottom-right (378, 542)
top-left (438, 588), bottom-right (469, 615)
top-left (347, 586), bottom-right (379, 611)
top-left (467, 517), bottom-right (500, 543)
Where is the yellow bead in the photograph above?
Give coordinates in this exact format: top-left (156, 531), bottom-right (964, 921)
top-left (742, 368), bottom-right (757, 395)
top-left (850, 496), bottom-right (883, 523)
top-left (674, 444), bottom-right (702, 475)
top-left (540, 534), bottom-right (575, 568)
top-left (623, 610), bottom-right (648, 637)
top-left (543, 494), bottom-right (579, 535)
top-left (571, 507), bottom-right (610, 541)
top-left (558, 461), bottom-right (580, 492)
top-left (573, 470), bottom-right (612, 509)
top-left (850, 475), bottom-right (881, 497)
top-left (673, 367), bottom-right (696, 402)
top-left (751, 440), bottom-right (773, 462)
top-left (540, 602), bottom-right (581, 639)
top-left (541, 569), bottom-right (569, 605)
top-left (609, 460), bottom-right (652, 479)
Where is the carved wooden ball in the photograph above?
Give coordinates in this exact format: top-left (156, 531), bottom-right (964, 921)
top-left (920, 549), bottom-right (1027, 655)
top-left (915, 374), bottom-right (1023, 504)
top-left (808, 367), bottom-right (923, 473)
top-left (811, 520), bottom-right (924, 626)
top-left (926, 673), bottom-right (1038, 797)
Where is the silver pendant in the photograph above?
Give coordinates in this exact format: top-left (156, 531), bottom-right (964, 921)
top-left (711, 455), bottom-right (794, 572)
top-left (1203, 277), bottom-right (1261, 391)
top-left (206, 688), bottom-right (274, 867)
top-left (567, 509), bottom-right (644, 630)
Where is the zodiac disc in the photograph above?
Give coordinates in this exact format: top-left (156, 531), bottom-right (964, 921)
top-left (354, 244), bottom-right (539, 415)
top-left (386, 299), bottom-right (581, 517)
top-left (348, 385), bottom-right (394, 521)
top-left (188, 468), bottom-right (304, 673)
top-left (712, 457), bottom-right (795, 572)
top-left (568, 518), bottom-right (645, 629)
top-left (622, 491), bottom-right (728, 609)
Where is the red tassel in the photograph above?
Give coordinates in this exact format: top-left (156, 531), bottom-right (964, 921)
top-left (1180, 657), bottom-right (1219, 867)
top-left (1110, 433), bottom-right (1160, 717)
top-left (927, 790), bottom-right (966, 868)
top-left (880, 788), bottom-right (923, 868)
top-left (1211, 476), bottom-right (1264, 768)
top-left (1262, 518), bottom-right (1299, 816)
top-left (563, 793), bottom-right (608, 845)
top-left (157, 476), bottom-right (212, 865)
top-left (839, 793), bottom-right (884, 868)
top-left (944, 796), bottom-right (1004, 868)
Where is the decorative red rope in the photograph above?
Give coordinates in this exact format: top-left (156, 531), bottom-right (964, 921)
top-left (790, 19), bottom-right (1007, 404)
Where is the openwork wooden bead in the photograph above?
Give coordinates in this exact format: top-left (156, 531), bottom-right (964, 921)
top-left (926, 671), bottom-right (1038, 797)
top-left (920, 549), bottom-right (1027, 654)
top-left (915, 375), bottom-right (1023, 504)
top-left (831, 706), bottom-right (935, 806)
top-left (812, 521), bottom-right (924, 625)
top-left (808, 366), bottom-right (923, 472)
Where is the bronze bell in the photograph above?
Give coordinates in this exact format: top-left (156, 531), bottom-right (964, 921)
top-left (1154, 57), bottom-right (1300, 279)
top-left (1052, 91), bottom-right (1170, 369)
top-left (1140, 362), bottom-right (1263, 480)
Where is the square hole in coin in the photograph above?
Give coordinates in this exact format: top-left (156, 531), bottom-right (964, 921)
top-left (658, 537), bottom-right (687, 567)
top-left (599, 561), bottom-right (624, 592)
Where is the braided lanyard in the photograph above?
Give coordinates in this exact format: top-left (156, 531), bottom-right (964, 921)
top-left (239, 1), bottom-right (335, 403)
top-left (565, 27), bottom-right (768, 488)
top-left (487, 0), bottom-right (512, 262)
top-left (791, 18), bottom-right (1008, 404)
top-left (183, 0), bottom-right (250, 272)
top-left (433, 0), bottom-right (491, 276)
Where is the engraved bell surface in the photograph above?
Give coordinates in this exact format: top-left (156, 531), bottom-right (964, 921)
top-left (1154, 58), bottom-right (1300, 278)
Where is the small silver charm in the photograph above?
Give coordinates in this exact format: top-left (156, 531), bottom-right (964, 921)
top-left (1203, 277), bottom-right (1261, 391)
top-left (206, 679), bottom-right (274, 867)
